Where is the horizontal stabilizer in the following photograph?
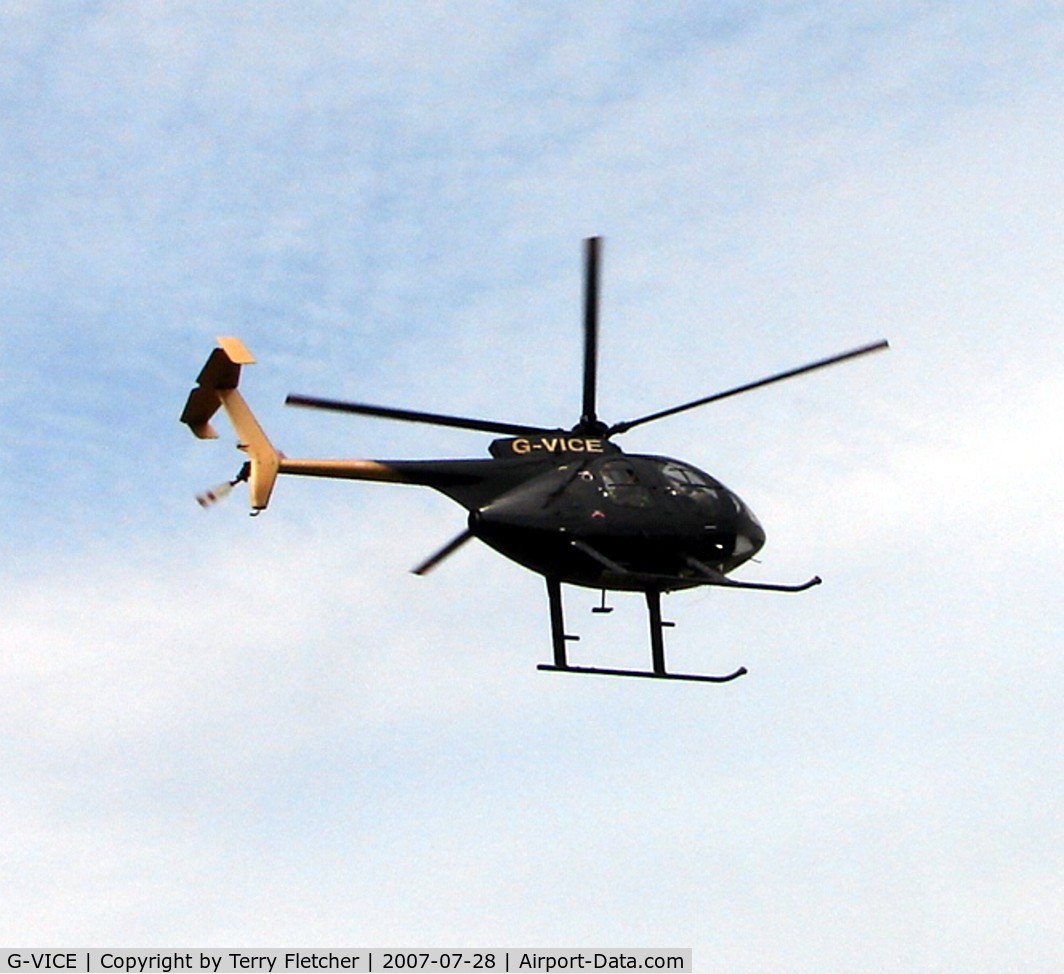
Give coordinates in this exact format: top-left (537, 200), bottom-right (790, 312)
top-left (180, 386), bottom-right (223, 439)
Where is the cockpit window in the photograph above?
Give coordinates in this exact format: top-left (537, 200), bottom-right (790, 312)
top-left (600, 460), bottom-right (654, 508)
top-left (660, 461), bottom-right (719, 498)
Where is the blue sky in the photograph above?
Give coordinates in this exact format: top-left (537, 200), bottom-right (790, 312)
top-left (1, 2), bottom-right (1061, 969)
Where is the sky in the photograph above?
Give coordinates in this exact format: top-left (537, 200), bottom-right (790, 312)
top-left (1, 1), bottom-right (1061, 969)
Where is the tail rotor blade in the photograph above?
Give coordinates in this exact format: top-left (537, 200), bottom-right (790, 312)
top-left (196, 462), bottom-right (251, 509)
top-left (196, 480), bottom-right (237, 508)
top-left (411, 529), bottom-right (475, 576)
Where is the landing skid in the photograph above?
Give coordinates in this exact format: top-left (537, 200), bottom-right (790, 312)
top-left (537, 663), bottom-right (747, 683)
top-left (541, 578), bottom-right (746, 684)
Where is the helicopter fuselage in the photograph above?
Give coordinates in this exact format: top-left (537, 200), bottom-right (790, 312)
top-left (469, 448), bottom-right (764, 590)
top-left (277, 439), bottom-right (765, 592)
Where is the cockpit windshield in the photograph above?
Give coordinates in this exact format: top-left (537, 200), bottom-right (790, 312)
top-left (659, 461), bottom-right (720, 496)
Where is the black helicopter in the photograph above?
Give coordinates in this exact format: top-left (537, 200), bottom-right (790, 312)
top-left (182, 237), bottom-right (887, 683)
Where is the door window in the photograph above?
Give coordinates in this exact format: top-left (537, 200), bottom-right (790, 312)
top-left (600, 461), bottom-right (654, 508)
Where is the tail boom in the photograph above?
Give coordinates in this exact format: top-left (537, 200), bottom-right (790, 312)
top-left (278, 458), bottom-right (413, 484)
top-left (182, 338), bottom-right (493, 512)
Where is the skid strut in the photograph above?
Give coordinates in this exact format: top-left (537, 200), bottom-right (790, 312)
top-left (546, 576), bottom-right (579, 668)
top-left (538, 579), bottom-right (746, 684)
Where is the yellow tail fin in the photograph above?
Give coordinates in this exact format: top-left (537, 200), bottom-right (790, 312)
top-left (180, 337), bottom-right (281, 511)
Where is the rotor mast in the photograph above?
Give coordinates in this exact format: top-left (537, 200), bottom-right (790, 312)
top-left (577, 236), bottom-right (608, 436)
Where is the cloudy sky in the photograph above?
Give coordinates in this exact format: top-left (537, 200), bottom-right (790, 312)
top-left (1, 1), bottom-right (1061, 969)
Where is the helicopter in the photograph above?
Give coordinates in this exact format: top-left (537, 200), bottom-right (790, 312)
top-left (181, 237), bottom-right (887, 684)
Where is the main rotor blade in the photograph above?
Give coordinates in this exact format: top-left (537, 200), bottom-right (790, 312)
top-left (580, 236), bottom-right (602, 429)
top-left (411, 529), bottom-right (475, 576)
top-left (285, 394), bottom-right (549, 437)
top-left (608, 339), bottom-right (889, 435)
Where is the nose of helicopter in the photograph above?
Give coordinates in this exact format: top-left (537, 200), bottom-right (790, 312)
top-left (732, 509), bottom-right (766, 562)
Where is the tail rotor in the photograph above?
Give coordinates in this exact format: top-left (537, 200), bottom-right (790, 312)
top-left (195, 462), bottom-right (251, 509)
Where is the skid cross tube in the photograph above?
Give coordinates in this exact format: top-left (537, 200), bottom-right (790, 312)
top-left (546, 576), bottom-right (578, 668)
top-left (645, 589), bottom-right (671, 676)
